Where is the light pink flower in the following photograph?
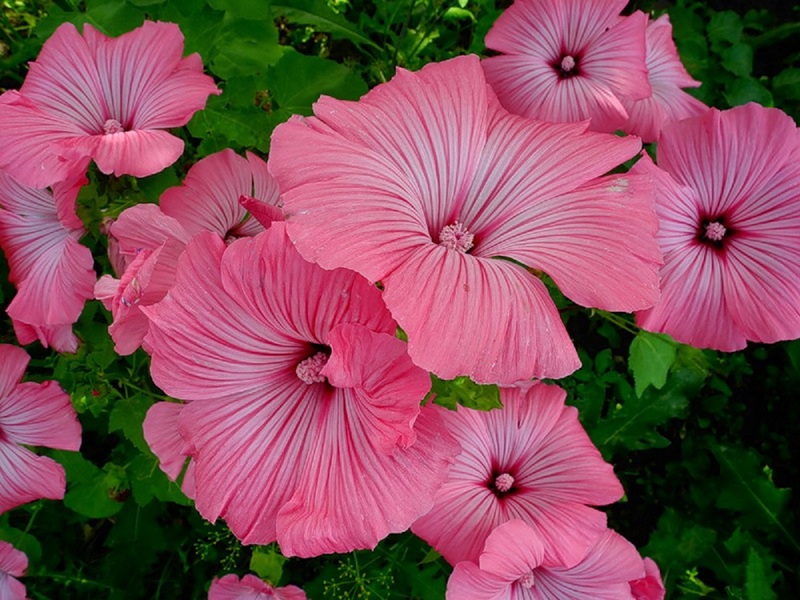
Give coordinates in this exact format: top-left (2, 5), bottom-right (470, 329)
top-left (621, 15), bottom-right (708, 142)
top-left (412, 383), bottom-right (623, 568)
top-left (447, 520), bottom-right (645, 600)
top-left (0, 541), bottom-right (28, 600)
top-left (141, 224), bottom-right (459, 556)
top-left (0, 21), bottom-right (220, 188)
top-left (0, 344), bottom-right (82, 514)
top-left (95, 149), bottom-right (280, 355)
top-left (269, 55), bottom-right (661, 384)
top-left (0, 172), bottom-right (95, 352)
top-left (630, 557), bottom-right (666, 600)
top-left (634, 103), bottom-right (800, 350)
top-left (482, 0), bottom-right (651, 132)
top-left (209, 574), bottom-right (306, 600)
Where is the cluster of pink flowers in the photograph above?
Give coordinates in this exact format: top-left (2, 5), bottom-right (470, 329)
top-left (1, 0), bottom-right (799, 597)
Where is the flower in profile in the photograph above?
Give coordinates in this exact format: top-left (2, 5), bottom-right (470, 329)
top-left (412, 383), bottom-right (623, 568)
top-left (0, 541), bottom-right (28, 600)
top-left (0, 21), bottom-right (220, 188)
top-left (482, 0), bottom-right (651, 133)
top-left (0, 344), bottom-right (82, 514)
top-left (95, 149), bottom-right (280, 355)
top-left (634, 103), bottom-right (800, 350)
top-left (620, 15), bottom-right (708, 142)
top-left (0, 172), bottom-right (95, 352)
top-left (209, 574), bottom-right (306, 600)
top-left (630, 557), bottom-right (666, 600)
top-left (141, 224), bottom-right (459, 556)
top-left (446, 520), bottom-right (645, 600)
top-left (269, 55), bottom-right (661, 384)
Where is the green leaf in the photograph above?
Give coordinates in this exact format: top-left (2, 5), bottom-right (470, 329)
top-left (265, 50), bottom-right (368, 120)
top-left (708, 11), bottom-right (743, 48)
top-left (109, 394), bottom-right (153, 454)
top-left (207, 0), bottom-right (270, 19)
top-left (272, 0), bottom-right (380, 50)
top-left (773, 68), bottom-right (800, 101)
top-left (745, 549), bottom-right (778, 600)
top-left (188, 93), bottom-right (273, 153)
top-left (128, 453), bottom-right (190, 506)
top-left (210, 17), bottom-right (286, 79)
top-left (429, 375), bottom-right (502, 412)
top-left (55, 451), bottom-right (125, 519)
top-left (443, 7), bottom-right (475, 21)
top-left (250, 546), bottom-right (286, 583)
top-left (713, 445), bottom-right (799, 551)
top-left (721, 43), bottom-right (753, 77)
top-left (629, 331), bottom-right (678, 397)
top-left (724, 78), bottom-right (774, 107)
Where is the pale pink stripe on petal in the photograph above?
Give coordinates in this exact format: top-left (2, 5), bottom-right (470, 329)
top-left (91, 129), bottom-right (185, 178)
top-left (1, 380), bottom-right (80, 449)
top-left (0, 442), bottom-right (67, 514)
top-left (0, 542), bottom-right (27, 578)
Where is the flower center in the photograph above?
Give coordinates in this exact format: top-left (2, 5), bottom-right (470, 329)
top-left (296, 351), bottom-right (329, 384)
top-left (439, 222), bottom-right (474, 253)
top-left (103, 118), bottom-right (125, 135)
top-left (494, 473), bottom-right (515, 493)
top-left (518, 571), bottom-right (535, 589)
top-left (704, 221), bottom-right (727, 242)
top-left (560, 55), bottom-right (576, 73)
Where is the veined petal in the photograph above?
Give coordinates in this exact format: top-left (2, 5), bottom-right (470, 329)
top-left (209, 574), bottom-right (306, 600)
top-left (480, 173), bottom-right (661, 311)
top-left (0, 345), bottom-right (28, 399)
top-left (382, 246), bottom-right (579, 383)
top-left (277, 404), bottom-right (459, 557)
top-left (479, 520), bottom-right (545, 580)
top-left (91, 128), bottom-right (185, 178)
top-left (11, 321), bottom-right (78, 353)
top-left (447, 562), bottom-right (512, 600)
top-left (0, 442), bottom-right (67, 513)
top-left (110, 203), bottom-right (191, 255)
top-left (143, 401), bottom-right (189, 481)
top-left (0, 542), bottom-right (27, 578)
top-left (0, 380), bottom-right (81, 449)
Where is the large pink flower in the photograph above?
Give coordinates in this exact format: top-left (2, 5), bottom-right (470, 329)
top-left (208, 574), bottom-right (306, 600)
top-left (446, 520), bottom-right (645, 600)
top-left (0, 541), bottom-right (27, 600)
top-left (269, 55), bottom-right (661, 384)
top-left (141, 224), bottom-right (459, 556)
top-left (634, 103), bottom-right (800, 350)
top-left (482, 0), bottom-right (651, 133)
top-left (0, 344), bottom-right (82, 514)
top-left (95, 149), bottom-right (280, 355)
top-left (411, 383), bottom-right (623, 568)
top-left (0, 21), bottom-right (220, 188)
top-left (0, 172), bottom-right (95, 352)
top-left (621, 15), bottom-right (708, 143)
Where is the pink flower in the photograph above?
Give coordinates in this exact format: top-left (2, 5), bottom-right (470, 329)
top-left (621, 15), bottom-right (708, 142)
top-left (0, 172), bottom-right (95, 352)
top-left (269, 55), bottom-right (661, 384)
top-left (95, 149), bottom-right (280, 355)
top-left (412, 383), bottom-right (623, 568)
top-left (446, 520), bottom-right (645, 600)
top-left (0, 541), bottom-right (28, 600)
top-left (634, 103), bottom-right (800, 350)
top-left (482, 0), bottom-right (651, 133)
top-left (209, 574), bottom-right (306, 600)
top-left (0, 21), bottom-right (220, 188)
top-left (630, 557), bottom-right (666, 600)
top-left (0, 344), bottom-right (82, 514)
top-left (141, 224), bottom-right (459, 556)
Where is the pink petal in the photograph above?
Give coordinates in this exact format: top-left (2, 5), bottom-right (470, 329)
top-left (159, 148), bottom-right (268, 238)
top-left (447, 562), bottom-right (511, 600)
top-left (630, 557), bottom-right (666, 600)
top-left (0, 541), bottom-right (27, 578)
top-left (0, 345), bottom-right (28, 399)
top-left (143, 401), bottom-right (189, 481)
top-left (0, 442), bottom-right (67, 513)
top-left (239, 196), bottom-right (284, 229)
top-left (11, 321), bottom-right (79, 353)
top-left (209, 574), bottom-right (306, 600)
top-left (1, 380), bottom-right (81, 450)
top-left (89, 128), bottom-right (185, 178)
top-left (479, 520), bottom-right (545, 580)
top-left (381, 246), bottom-right (579, 383)
top-left (109, 203), bottom-right (191, 255)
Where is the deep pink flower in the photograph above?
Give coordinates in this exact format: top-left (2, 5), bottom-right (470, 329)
top-left (447, 520), bottom-right (645, 600)
top-left (412, 383), bottom-right (623, 568)
top-left (634, 103), bottom-right (800, 350)
top-left (621, 15), bottom-right (708, 142)
top-left (0, 172), bottom-right (95, 352)
top-left (141, 224), bottom-right (459, 556)
top-left (0, 21), bottom-right (220, 188)
top-left (482, 0), bottom-right (651, 132)
top-left (269, 55), bottom-right (661, 384)
top-left (95, 149), bottom-right (280, 355)
top-left (630, 557), bottom-right (666, 600)
top-left (209, 574), bottom-right (306, 600)
top-left (0, 344), bottom-right (82, 514)
top-left (0, 541), bottom-right (28, 600)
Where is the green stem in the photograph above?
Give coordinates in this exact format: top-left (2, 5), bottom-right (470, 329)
top-left (593, 310), bottom-right (640, 335)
